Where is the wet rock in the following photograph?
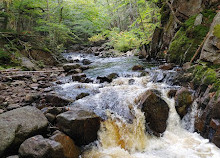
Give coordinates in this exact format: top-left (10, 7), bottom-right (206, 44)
top-left (82, 59), bottom-right (92, 65)
top-left (50, 131), bottom-right (80, 158)
top-left (97, 76), bottom-right (111, 83)
top-left (72, 73), bottom-right (86, 82)
top-left (0, 106), bottom-right (48, 156)
top-left (175, 88), bottom-right (194, 118)
top-left (128, 79), bottom-right (135, 85)
top-left (159, 63), bottom-right (175, 70)
top-left (45, 113), bottom-right (56, 123)
top-left (132, 65), bottom-right (144, 71)
top-left (210, 98), bottom-right (220, 119)
top-left (212, 128), bottom-right (220, 148)
top-left (83, 78), bottom-right (93, 83)
top-left (67, 69), bottom-right (82, 75)
top-left (94, 52), bottom-right (100, 56)
top-left (141, 90), bottom-right (169, 136)
top-left (63, 63), bottom-right (81, 72)
top-left (19, 135), bottom-right (64, 158)
top-left (107, 73), bottom-right (119, 81)
top-left (56, 110), bottom-right (101, 146)
top-left (167, 89), bottom-right (178, 98)
top-left (76, 93), bottom-right (90, 100)
top-left (97, 73), bottom-right (119, 83)
top-left (81, 65), bottom-right (90, 71)
top-left (43, 94), bottom-right (72, 107)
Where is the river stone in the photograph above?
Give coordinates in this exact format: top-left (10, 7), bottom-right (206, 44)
top-left (72, 73), bottom-right (86, 82)
top-left (76, 93), bottom-right (90, 100)
top-left (63, 63), bottom-right (81, 72)
top-left (159, 63), bottom-right (175, 70)
top-left (82, 59), bottom-right (92, 65)
top-left (19, 135), bottom-right (64, 158)
top-left (56, 110), bottom-right (101, 146)
top-left (175, 88), bottom-right (193, 118)
top-left (132, 65), bottom-right (144, 71)
top-left (141, 90), bottom-right (169, 136)
top-left (0, 106), bottom-right (48, 157)
top-left (50, 130), bottom-right (80, 158)
top-left (43, 94), bottom-right (72, 107)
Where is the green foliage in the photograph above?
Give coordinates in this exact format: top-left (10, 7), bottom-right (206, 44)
top-left (89, 34), bottom-right (105, 42)
top-left (107, 29), bottom-right (142, 52)
top-left (0, 49), bottom-right (11, 65)
top-left (214, 24), bottom-right (220, 39)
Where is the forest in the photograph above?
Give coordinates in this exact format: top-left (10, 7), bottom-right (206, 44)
top-left (1, 0), bottom-right (220, 158)
top-left (0, 0), bottom-right (160, 69)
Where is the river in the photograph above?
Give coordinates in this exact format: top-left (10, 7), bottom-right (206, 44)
top-left (55, 53), bottom-right (220, 158)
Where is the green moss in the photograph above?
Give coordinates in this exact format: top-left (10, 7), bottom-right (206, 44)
top-left (202, 68), bottom-right (217, 86)
top-left (192, 65), bottom-right (220, 92)
top-left (214, 24), bottom-right (220, 39)
top-left (202, 9), bottom-right (216, 24)
top-left (184, 15), bottom-right (197, 28)
top-left (167, 10), bottom-right (215, 65)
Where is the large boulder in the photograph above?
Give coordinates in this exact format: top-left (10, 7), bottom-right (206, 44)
top-left (50, 131), bottom-right (80, 158)
top-left (175, 88), bottom-right (194, 118)
top-left (200, 12), bottom-right (220, 64)
top-left (56, 110), bottom-right (101, 146)
top-left (19, 135), bottom-right (64, 158)
top-left (63, 63), bottom-right (81, 72)
top-left (140, 90), bottom-right (169, 136)
top-left (0, 106), bottom-right (48, 156)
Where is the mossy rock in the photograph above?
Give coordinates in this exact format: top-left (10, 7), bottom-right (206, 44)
top-left (192, 65), bottom-right (220, 91)
top-left (167, 10), bottom-right (216, 65)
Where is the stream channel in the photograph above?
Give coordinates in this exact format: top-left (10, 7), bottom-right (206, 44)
top-left (54, 52), bottom-right (220, 158)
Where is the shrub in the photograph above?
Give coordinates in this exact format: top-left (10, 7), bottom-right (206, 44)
top-left (0, 49), bottom-right (11, 65)
top-left (107, 29), bottom-right (142, 52)
top-left (88, 34), bottom-right (105, 42)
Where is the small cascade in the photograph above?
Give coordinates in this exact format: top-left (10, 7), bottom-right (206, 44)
top-left (82, 83), bottom-right (220, 158)
top-left (56, 52), bottom-right (220, 158)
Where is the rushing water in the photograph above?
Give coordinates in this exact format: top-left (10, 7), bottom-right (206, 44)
top-left (56, 53), bottom-right (220, 158)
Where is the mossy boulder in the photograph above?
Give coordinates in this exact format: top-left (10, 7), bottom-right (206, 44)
top-left (168, 10), bottom-right (216, 65)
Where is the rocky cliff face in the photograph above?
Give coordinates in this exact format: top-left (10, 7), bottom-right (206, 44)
top-left (148, 0), bottom-right (220, 65)
top-left (149, 0), bottom-right (220, 148)
top-left (200, 12), bottom-right (220, 64)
